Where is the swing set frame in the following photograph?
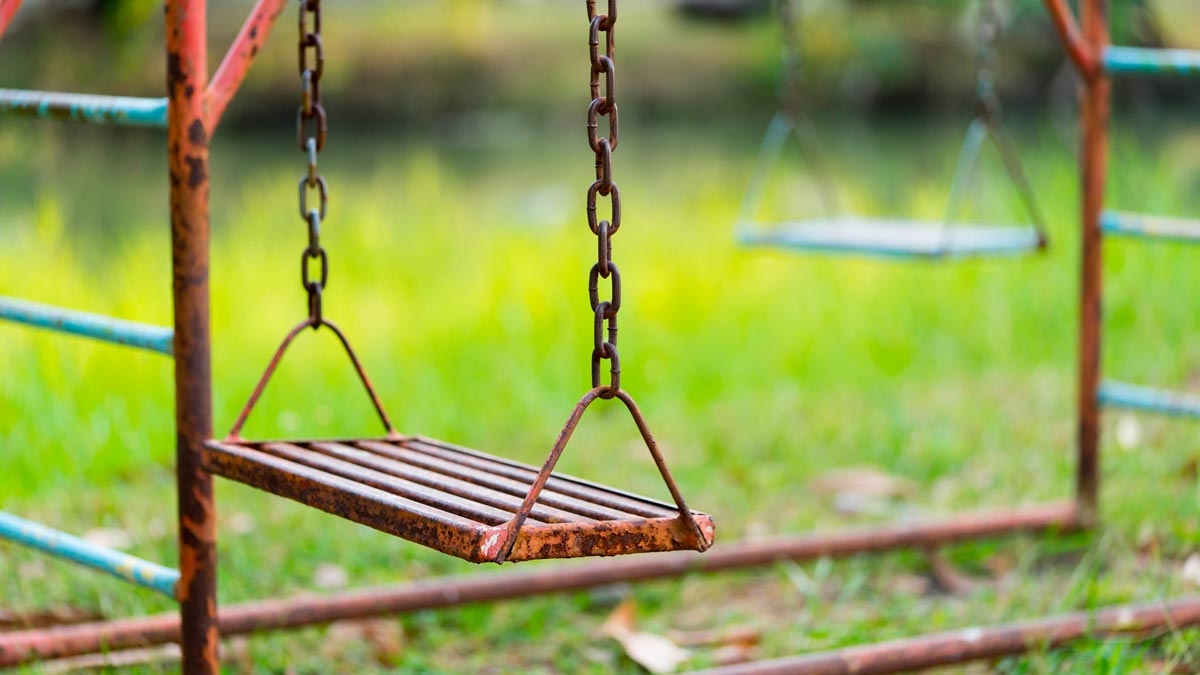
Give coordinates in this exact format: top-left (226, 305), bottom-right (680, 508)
top-left (0, 0), bottom-right (1198, 672)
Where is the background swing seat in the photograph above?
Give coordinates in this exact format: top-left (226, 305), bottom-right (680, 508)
top-left (738, 215), bottom-right (1044, 260)
top-left (204, 435), bottom-right (715, 564)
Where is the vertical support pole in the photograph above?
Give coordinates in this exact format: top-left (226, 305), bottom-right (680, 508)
top-left (1076, 0), bottom-right (1109, 527)
top-left (165, 1), bottom-right (218, 673)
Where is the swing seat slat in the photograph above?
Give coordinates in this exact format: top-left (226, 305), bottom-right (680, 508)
top-left (203, 436), bottom-right (715, 564)
top-left (738, 216), bottom-right (1044, 260)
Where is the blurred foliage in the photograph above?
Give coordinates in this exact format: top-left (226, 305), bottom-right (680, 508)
top-left (0, 0), bottom-right (1194, 129)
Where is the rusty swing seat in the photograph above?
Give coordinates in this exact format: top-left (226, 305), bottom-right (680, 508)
top-left (203, 320), bottom-right (714, 564)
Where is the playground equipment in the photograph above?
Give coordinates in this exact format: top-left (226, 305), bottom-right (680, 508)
top-left (1, 0), bottom-right (1199, 672)
top-left (735, 0), bottom-right (1050, 260)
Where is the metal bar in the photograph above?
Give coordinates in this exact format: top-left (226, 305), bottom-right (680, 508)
top-left (1098, 381), bottom-right (1200, 418)
top-left (1104, 46), bottom-right (1200, 77)
top-left (0, 512), bottom-right (179, 599)
top-left (0, 0), bottom-right (24, 43)
top-left (1100, 210), bottom-right (1200, 243)
top-left (0, 295), bottom-right (174, 355)
top-left (206, 0), bottom-right (288, 131)
top-left (1041, 0), bottom-right (1099, 78)
top-left (0, 89), bottom-right (167, 127)
top-left (682, 595), bottom-right (1200, 675)
top-left (1075, 0), bottom-right (1108, 528)
top-left (0, 502), bottom-right (1075, 667)
top-left (165, 0), bottom-right (217, 673)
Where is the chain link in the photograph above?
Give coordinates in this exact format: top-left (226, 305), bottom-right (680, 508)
top-left (585, 0), bottom-right (620, 397)
top-left (297, 0), bottom-right (328, 326)
top-left (975, 0), bottom-right (1002, 118)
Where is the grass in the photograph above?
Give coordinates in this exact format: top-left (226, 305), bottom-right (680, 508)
top-left (1, 105), bottom-right (1199, 673)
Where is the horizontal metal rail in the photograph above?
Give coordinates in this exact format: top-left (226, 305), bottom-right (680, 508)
top-left (1100, 210), bottom-right (1200, 243)
top-left (684, 595), bottom-right (1200, 675)
top-left (1104, 46), bottom-right (1200, 76)
top-left (0, 296), bottom-right (174, 355)
top-left (1098, 380), bottom-right (1200, 418)
top-left (0, 89), bottom-right (167, 128)
top-left (0, 512), bottom-right (179, 599)
top-left (0, 502), bottom-right (1076, 667)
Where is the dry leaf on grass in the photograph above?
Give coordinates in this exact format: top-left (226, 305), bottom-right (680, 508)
top-left (602, 599), bottom-right (691, 674)
top-left (924, 547), bottom-right (988, 595)
top-left (811, 467), bottom-right (917, 515)
top-left (1181, 554), bottom-right (1200, 588)
top-left (320, 619), bottom-right (405, 666)
top-left (312, 562), bottom-right (349, 589)
top-left (36, 645), bottom-right (180, 673)
top-left (82, 527), bottom-right (133, 550)
top-left (0, 606), bottom-right (104, 631)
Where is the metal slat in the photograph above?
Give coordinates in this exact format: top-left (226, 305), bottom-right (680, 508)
top-left (203, 441), bottom-right (494, 562)
top-left (0, 512), bottom-right (179, 598)
top-left (1098, 381), bottom-right (1200, 418)
top-left (355, 440), bottom-right (641, 521)
top-left (1100, 210), bottom-right (1200, 243)
top-left (0, 89), bottom-right (168, 127)
top-left (309, 442), bottom-right (591, 524)
top-left (406, 439), bottom-right (681, 519)
top-left (1104, 46), bottom-right (1200, 77)
top-left (263, 443), bottom-right (532, 526)
top-left (0, 296), bottom-right (174, 355)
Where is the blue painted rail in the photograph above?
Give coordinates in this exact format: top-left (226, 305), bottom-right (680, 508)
top-left (0, 512), bottom-right (179, 598)
top-left (1100, 210), bottom-right (1200, 244)
top-left (0, 295), bottom-right (174, 355)
top-left (1104, 47), bottom-right (1200, 77)
top-left (1098, 381), bottom-right (1200, 419)
top-left (0, 89), bottom-right (168, 128)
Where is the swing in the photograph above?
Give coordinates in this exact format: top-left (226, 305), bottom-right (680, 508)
top-left (202, 0), bottom-right (713, 565)
top-left (736, 0), bottom-right (1050, 260)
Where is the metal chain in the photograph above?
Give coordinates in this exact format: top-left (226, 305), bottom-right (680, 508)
top-left (777, 0), bottom-right (802, 122)
top-left (976, 0), bottom-right (1002, 118)
top-left (298, 0), bottom-right (328, 326)
top-left (585, 0), bottom-right (620, 397)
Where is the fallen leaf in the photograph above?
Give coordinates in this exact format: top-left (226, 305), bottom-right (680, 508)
top-left (0, 606), bottom-right (104, 631)
top-left (711, 643), bottom-right (757, 666)
top-left (36, 645), bottom-right (180, 673)
top-left (1116, 415), bottom-right (1143, 450)
top-left (1181, 554), bottom-right (1200, 588)
top-left (83, 528), bottom-right (133, 550)
top-left (313, 563), bottom-right (349, 589)
top-left (363, 619), bottom-right (405, 666)
top-left (811, 467), bottom-right (917, 501)
top-left (602, 599), bottom-right (691, 674)
top-left (669, 626), bottom-right (761, 648)
top-left (924, 547), bottom-right (986, 595)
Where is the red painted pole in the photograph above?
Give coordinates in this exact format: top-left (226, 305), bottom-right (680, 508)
top-left (0, 0), bottom-right (24, 42)
top-left (206, 0), bottom-right (289, 132)
top-left (1076, 0), bottom-right (1109, 528)
top-left (1041, 0), bottom-right (1099, 78)
top-left (165, 0), bottom-right (218, 674)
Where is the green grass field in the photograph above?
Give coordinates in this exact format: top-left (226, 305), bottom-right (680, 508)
top-left (1, 108), bottom-right (1199, 673)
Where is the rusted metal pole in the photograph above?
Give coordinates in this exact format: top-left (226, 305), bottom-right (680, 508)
top-left (683, 595), bottom-right (1200, 675)
top-left (1075, 0), bottom-right (1109, 528)
top-left (165, 1), bottom-right (217, 674)
top-left (1041, 0), bottom-right (1098, 78)
top-left (0, 0), bottom-right (23, 43)
top-left (206, 0), bottom-right (289, 131)
top-left (0, 503), bottom-right (1074, 667)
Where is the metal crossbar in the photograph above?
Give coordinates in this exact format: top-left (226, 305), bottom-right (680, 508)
top-left (1101, 210), bottom-right (1200, 243)
top-left (1104, 46), bottom-right (1200, 76)
top-left (0, 296), bottom-right (174, 355)
top-left (0, 512), bottom-right (179, 598)
top-left (1098, 381), bottom-right (1200, 418)
top-left (0, 89), bottom-right (168, 128)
